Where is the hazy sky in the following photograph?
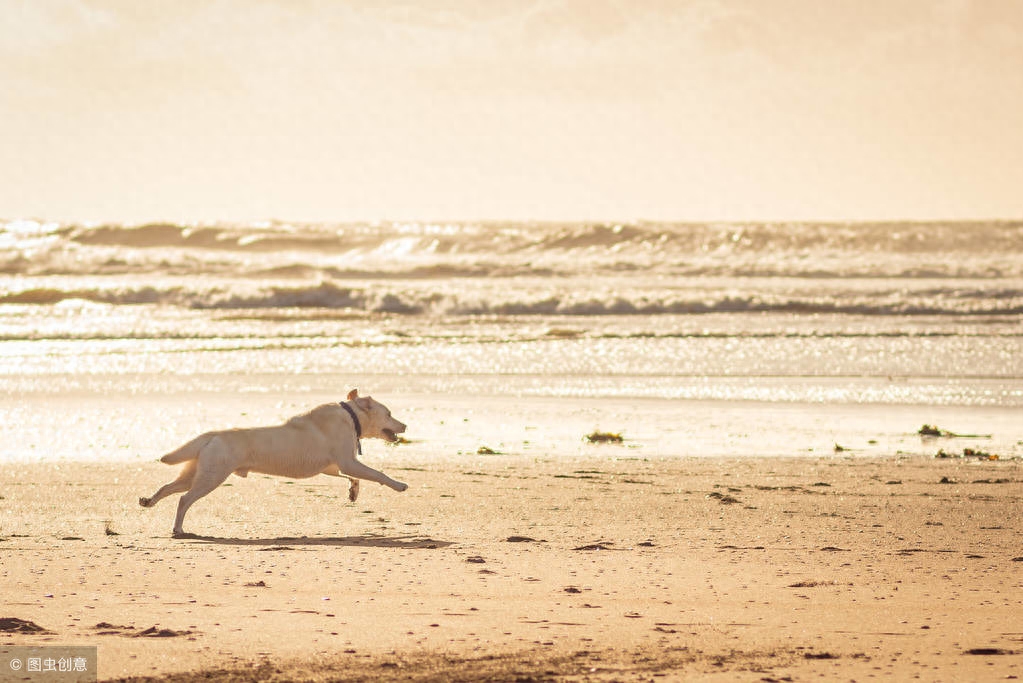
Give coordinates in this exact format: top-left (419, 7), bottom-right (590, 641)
top-left (2, 0), bottom-right (1022, 223)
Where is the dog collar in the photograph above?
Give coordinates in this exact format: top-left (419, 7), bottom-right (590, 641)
top-left (340, 401), bottom-right (363, 455)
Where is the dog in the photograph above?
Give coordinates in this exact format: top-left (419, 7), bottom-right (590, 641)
top-left (139, 389), bottom-right (408, 536)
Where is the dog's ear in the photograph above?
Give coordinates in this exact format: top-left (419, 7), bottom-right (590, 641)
top-left (347, 388), bottom-right (359, 401)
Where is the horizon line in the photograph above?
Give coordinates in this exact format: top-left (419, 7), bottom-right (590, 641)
top-left (4, 215), bottom-right (1022, 227)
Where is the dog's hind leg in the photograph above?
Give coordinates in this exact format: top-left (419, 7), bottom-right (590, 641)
top-left (139, 459), bottom-right (198, 508)
top-left (318, 466), bottom-right (361, 502)
top-left (172, 438), bottom-right (234, 537)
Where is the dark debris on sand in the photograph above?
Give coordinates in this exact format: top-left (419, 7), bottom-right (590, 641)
top-left (99, 645), bottom-right (811, 683)
top-left (0, 617), bottom-right (50, 634)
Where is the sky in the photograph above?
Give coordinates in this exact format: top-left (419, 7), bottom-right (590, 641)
top-left (2, 0), bottom-right (1022, 223)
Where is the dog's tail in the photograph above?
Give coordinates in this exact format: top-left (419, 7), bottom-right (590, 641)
top-left (160, 433), bottom-right (215, 465)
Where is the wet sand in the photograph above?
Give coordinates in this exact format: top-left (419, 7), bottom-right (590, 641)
top-left (1, 451), bottom-right (1021, 681)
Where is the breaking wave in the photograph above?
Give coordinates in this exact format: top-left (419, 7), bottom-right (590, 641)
top-left (3, 280), bottom-right (1022, 317)
top-left (4, 219), bottom-right (1023, 279)
top-left (4, 218), bottom-right (1023, 321)
top-left (49, 219), bottom-right (1023, 256)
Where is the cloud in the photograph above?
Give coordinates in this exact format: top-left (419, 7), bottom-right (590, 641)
top-left (0, 0), bottom-right (117, 52)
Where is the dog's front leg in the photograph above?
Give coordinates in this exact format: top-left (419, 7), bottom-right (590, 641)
top-left (339, 459), bottom-right (408, 493)
top-left (347, 477), bottom-right (360, 502)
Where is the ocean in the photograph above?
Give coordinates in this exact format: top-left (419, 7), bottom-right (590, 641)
top-left (2, 219), bottom-right (1021, 462)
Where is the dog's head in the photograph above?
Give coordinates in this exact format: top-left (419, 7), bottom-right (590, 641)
top-left (347, 389), bottom-right (406, 443)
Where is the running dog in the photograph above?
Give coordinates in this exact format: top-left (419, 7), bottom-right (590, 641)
top-left (139, 389), bottom-right (408, 536)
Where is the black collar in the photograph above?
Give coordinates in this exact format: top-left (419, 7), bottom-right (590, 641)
top-left (340, 401), bottom-right (363, 455)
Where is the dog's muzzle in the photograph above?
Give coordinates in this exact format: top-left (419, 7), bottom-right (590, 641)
top-left (382, 422), bottom-right (406, 443)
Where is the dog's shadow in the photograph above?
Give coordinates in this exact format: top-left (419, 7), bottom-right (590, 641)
top-left (172, 533), bottom-right (453, 549)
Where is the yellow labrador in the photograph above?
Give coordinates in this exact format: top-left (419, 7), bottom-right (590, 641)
top-left (139, 389), bottom-right (408, 536)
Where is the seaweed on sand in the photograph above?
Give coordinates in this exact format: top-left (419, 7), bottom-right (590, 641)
top-left (919, 424), bottom-right (991, 439)
top-left (586, 430), bottom-right (624, 444)
top-left (935, 448), bottom-right (1000, 461)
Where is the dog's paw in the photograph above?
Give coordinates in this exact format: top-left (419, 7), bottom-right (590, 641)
top-left (395, 482), bottom-right (409, 492)
top-left (348, 480), bottom-right (360, 502)
top-left (139, 497), bottom-right (153, 508)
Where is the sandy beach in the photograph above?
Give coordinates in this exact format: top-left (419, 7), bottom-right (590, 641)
top-left (2, 446), bottom-right (1021, 681)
